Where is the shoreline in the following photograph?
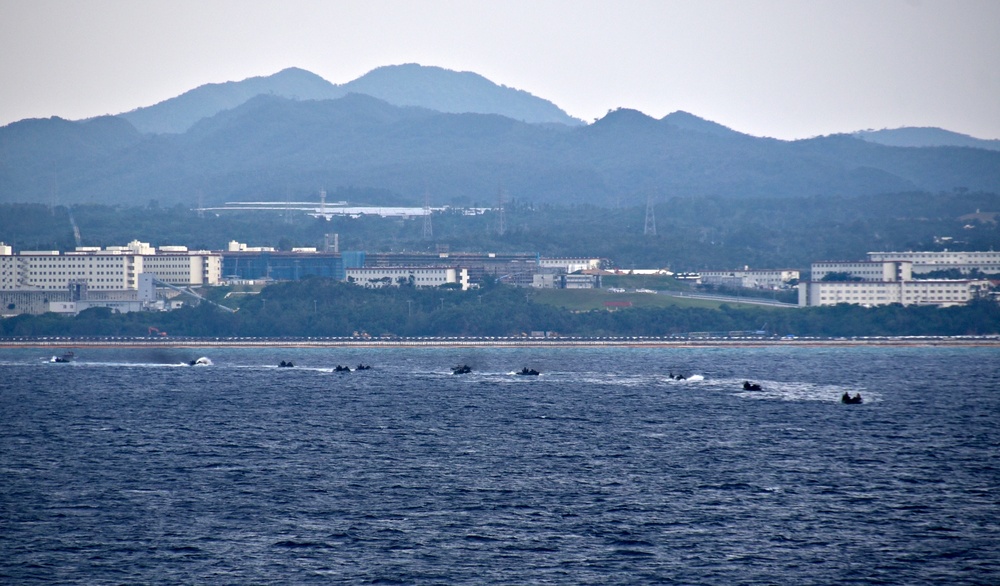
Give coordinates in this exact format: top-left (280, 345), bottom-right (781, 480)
top-left (2, 336), bottom-right (999, 349)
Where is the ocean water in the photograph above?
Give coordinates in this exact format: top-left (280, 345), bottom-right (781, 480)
top-left (1, 345), bottom-right (998, 585)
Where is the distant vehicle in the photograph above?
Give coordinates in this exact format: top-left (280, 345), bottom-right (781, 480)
top-left (635, 288), bottom-right (656, 294)
top-left (607, 287), bottom-right (626, 293)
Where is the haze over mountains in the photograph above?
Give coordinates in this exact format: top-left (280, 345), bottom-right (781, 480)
top-left (1, 64), bottom-right (997, 207)
top-left (120, 65), bottom-right (584, 134)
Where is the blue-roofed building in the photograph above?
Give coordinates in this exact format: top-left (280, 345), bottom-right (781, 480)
top-left (222, 250), bottom-right (345, 282)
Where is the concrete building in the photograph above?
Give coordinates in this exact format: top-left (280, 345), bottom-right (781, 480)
top-left (801, 259), bottom-right (990, 307)
top-left (345, 267), bottom-right (470, 290)
top-left (365, 251), bottom-right (540, 286)
top-left (0, 240), bottom-right (221, 292)
top-left (46, 298), bottom-right (169, 315)
top-left (0, 277), bottom-right (175, 317)
top-left (799, 279), bottom-right (989, 307)
top-left (561, 274), bottom-right (601, 289)
top-left (867, 251), bottom-right (1000, 275)
top-left (699, 268), bottom-right (799, 289)
top-left (222, 250), bottom-right (345, 282)
top-left (532, 273), bottom-right (601, 289)
top-left (810, 261), bottom-right (912, 283)
top-left (539, 257), bottom-right (603, 274)
top-left (799, 260), bottom-right (990, 306)
top-left (0, 241), bottom-right (220, 315)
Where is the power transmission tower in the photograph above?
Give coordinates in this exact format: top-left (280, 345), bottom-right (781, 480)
top-left (422, 189), bottom-right (433, 240)
top-left (496, 187), bottom-right (507, 236)
top-left (644, 193), bottom-right (657, 236)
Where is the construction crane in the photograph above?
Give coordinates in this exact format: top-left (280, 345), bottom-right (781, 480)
top-left (148, 327), bottom-right (167, 337)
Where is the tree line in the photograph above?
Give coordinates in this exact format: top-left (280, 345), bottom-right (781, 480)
top-left (2, 189), bottom-right (998, 271)
top-left (3, 278), bottom-right (999, 338)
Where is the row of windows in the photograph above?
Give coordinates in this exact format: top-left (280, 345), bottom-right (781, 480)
top-left (26, 271), bottom-right (123, 276)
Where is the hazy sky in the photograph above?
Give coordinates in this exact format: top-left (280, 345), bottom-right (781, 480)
top-left (2, 0), bottom-right (998, 139)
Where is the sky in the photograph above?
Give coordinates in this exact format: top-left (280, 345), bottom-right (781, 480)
top-left (1, 0), bottom-right (998, 140)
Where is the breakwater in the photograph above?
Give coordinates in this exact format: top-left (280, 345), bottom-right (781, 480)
top-left (2, 335), bottom-right (999, 349)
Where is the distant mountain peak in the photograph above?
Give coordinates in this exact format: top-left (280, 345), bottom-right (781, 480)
top-left (114, 64), bottom-right (584, 134)
top-left (853, 127), bottom-right (1000, 151)
top-left (342, 63), bottom-right (584, 126)
top-left (661, 111), bottom-right (740, 137)
top-left (594, 108), bottom-right (658, 125)
top-left (118, 68), bottom-right (341, 134)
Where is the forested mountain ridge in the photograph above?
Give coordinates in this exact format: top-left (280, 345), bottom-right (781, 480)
top-left (340, 64), bottom-right (583, 127)
top-left (115, 64), bottom-right (581, 134)
top-left (3, 91), bottom-right (997, 207)
top-left (854, 127), bottom-right (1000, 151)
top-left (119, 67), bottom-right (340, 134)
top-left (3, 189), bottom-right (997, 271)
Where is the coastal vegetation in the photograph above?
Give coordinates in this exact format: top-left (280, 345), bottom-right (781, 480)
top-left (2, 188), bottom-right (998, 270)
top-left (2, 279), bottom-right (999, 338)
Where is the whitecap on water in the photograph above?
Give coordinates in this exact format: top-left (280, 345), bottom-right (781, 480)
top-left (731, 378), bottom-right (869, 402)
top-left (663, 373), bottom-right (705, 383)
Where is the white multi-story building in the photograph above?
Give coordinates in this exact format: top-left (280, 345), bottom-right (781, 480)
top-left (867, 251), bottom-right (1000, 274)
top-left (539, 257), bottom-right (603, 274)
top-left (0, 240), bottom-right (221, 292)
top-left (138, 249), bottom-right (221, 287)
top-left (802, 260), bottom-right (990, 306)
top-left (810, 261), bottom-right (912, 282)
top-left (799, 279), bottom-right (989, 307)
top-left (346, 267), bottom-right (470, 290)
top-left (699, 268), bottom-right (799, 289)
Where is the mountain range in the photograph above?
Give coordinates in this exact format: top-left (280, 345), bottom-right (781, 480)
top-left (119, 65), bottom-right (583, 134)
top-left (1, 64), bottom-right (998, 206)
top-left (852, 127), bottom-right (1000, 151)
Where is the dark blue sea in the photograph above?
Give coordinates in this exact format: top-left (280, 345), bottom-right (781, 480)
top-left (2, 345), bottom-right (998, 585)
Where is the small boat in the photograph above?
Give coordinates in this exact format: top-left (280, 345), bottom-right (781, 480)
top-left (334, 365), bottom-right (352, 372)
top-left (278, 361), bottom-right (294, 368)
top-left (50, 351), bottom-right (75, 363)
top-left (516, 367), bottom-right (540, 376)
top-left (356, 364), bottom-right (372, 370)
top-left (743, 381), bottom-right (762, 391)
top-left (841, 392), bottom-right (863, 404)
top-left (668, 372), bottom-right (686, 380)
top-left (189, 357), bottom-right (211, 366)
top-left (452, 365), bottom-right (472, 375)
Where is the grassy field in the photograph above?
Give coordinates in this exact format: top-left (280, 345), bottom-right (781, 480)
top-left (599, 274), bottom-right (693, 292)
top-left (529, 288), bottom-right (754, 311)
